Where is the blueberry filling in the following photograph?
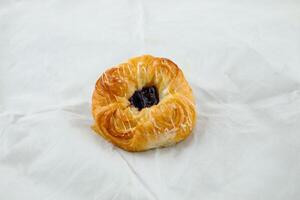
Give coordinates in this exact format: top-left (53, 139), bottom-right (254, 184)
top-left (129, 86), bottom-right (159, 110)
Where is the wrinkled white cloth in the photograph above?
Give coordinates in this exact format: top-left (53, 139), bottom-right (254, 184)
top-left (1, 0), bottom-right (300, 199)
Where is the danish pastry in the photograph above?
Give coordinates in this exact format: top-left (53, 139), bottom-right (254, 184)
top-left (92, 55), bottom-right (196, 152)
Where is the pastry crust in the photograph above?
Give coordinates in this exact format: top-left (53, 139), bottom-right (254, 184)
top-left (92, 55), bottom-right (196, 151)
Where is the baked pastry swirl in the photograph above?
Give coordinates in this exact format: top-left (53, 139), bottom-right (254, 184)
top-left (92, 55), bottom-right (196, 151)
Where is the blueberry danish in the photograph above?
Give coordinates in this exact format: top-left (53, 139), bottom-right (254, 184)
top-left (92, 55), bottom-right (196, 151)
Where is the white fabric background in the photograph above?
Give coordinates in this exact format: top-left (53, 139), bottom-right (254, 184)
top-left (1, 0), bottom-right (300, 199)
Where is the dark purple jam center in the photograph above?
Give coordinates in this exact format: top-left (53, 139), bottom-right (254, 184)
top-left (129, 86), bottom-right (159, 110)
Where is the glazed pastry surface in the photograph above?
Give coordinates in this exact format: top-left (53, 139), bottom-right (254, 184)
top-left (92, 55), bottom-right (196, 151)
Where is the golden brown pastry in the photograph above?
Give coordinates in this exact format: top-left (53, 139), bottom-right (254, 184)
top-left (92, 55), bottom-right (196, 152)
